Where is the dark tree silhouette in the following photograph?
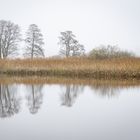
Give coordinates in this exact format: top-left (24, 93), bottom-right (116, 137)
top-left (24, 24), bottom-right (45, 58)
top-left (0, 20), bottom-right (21, 59)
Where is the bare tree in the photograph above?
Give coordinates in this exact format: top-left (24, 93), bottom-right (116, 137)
top-left (24, 24), bottom-right (45, 58)
top-left (58, 31), bottom-right (75, 57)
top-left (0, 20), bottom-right (21, 59)
top-left (58, 31), bottom-right (85, 57)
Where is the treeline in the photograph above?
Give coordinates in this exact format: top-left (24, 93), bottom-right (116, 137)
top-left (0, 20), bottom-right (135, 59)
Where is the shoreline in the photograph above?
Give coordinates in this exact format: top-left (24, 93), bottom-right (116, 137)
top-left (0, 69), bottom-right (140, 79)
top-left (0, 75), bottom-right (139, 87)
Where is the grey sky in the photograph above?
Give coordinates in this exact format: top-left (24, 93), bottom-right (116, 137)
top-left (0, 0), bottom-right (140, 56)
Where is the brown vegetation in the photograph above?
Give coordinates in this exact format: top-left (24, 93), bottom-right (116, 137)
top-left (0, 57), bottom-right (140, 79)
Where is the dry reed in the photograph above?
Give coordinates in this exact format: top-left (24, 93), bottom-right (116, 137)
top-left (0, 57), bottom-right (140, 79)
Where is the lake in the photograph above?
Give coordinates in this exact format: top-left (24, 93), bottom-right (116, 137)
top-left (0, 79), bottom-right (140, 140)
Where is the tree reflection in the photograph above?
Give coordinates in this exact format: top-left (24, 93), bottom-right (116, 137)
top-left (26, 85), bottom-right (43, 114)
top-left (90, 85), bottom-right (120, 98)
top-left (60, 85), bottom-right (84, 107)
top-left (0, 84), bottom-right (20, 118)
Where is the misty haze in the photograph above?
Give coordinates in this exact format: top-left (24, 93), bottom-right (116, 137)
top-left (0, 0), bottom-right (140, 140)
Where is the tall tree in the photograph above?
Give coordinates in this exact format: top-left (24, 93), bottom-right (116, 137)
top-left (58, 31), bottom-right (75, 57)
top-left (24, 24), bottom-right (45, 58)
top-left (0, 20), bottom-right (21, 59)
top-left (58, 31), bottom-right (85, 57)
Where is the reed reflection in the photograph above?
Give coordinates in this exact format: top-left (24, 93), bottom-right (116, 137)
top-left (0, 84), bottom-right (21, 118)
top-left (60, 85), bottom-right (84, 107)
top-left (26, 85), bottom-right (43, 114)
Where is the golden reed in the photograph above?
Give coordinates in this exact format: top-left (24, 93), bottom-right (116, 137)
top-left (0, 57), bottom-right (140, 79)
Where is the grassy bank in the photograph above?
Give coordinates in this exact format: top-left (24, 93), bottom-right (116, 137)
top-left (0, 57), bottom-right (140, 79)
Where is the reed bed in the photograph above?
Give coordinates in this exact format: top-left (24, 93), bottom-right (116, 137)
top-left (0, 57), bottom-right (140, 79)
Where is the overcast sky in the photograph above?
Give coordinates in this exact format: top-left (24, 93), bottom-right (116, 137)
top-left (0, 0), bottom-right (140, 56)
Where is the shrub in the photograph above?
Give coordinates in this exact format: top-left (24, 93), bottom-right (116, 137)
top-left (88, 45), bottom-right (134, 59)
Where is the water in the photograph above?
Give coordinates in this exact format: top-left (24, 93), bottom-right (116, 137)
top-left (0, 82), bottom-right (140, 140)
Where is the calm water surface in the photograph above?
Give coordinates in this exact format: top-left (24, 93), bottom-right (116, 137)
top-left (0, 83), bottom-right (140, 140)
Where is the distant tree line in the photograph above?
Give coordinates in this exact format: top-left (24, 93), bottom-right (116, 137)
top-left (0, 20), bottom-right (135, 59)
